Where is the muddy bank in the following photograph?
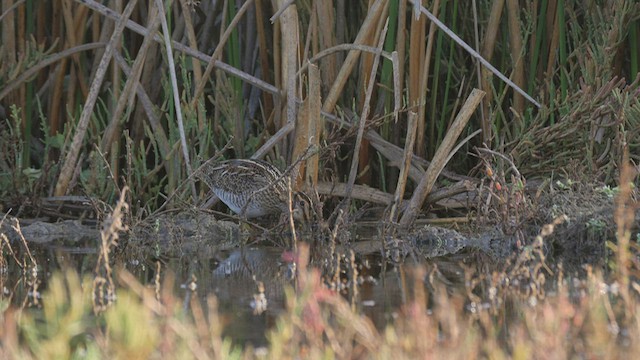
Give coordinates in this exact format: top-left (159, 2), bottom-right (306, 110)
top-left (3, 181), bottom-right (636, 269)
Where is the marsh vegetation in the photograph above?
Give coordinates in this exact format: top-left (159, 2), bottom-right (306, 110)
top-left (1, 0), bottom-right (640, 358)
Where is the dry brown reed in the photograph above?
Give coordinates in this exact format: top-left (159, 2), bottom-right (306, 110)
top-left (1, 1), bottom-right (639, 355)
top-left (2, 0), bottom-right (635, 227)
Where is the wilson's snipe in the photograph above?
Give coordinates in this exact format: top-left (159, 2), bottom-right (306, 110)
top-left (198, 159), bottom-right (310, 219)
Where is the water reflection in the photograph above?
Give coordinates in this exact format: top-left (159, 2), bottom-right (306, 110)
top-left (207, 248), bottom-right (294, 346)
top-left (1, 234), bottom-right (556, 348)
top-left (184, 245), bottom-right (472, 346)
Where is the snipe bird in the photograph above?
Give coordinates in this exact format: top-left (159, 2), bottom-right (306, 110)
top-left (198, 159), bottom-right (311, 219)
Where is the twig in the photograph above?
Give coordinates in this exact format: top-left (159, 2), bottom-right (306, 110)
top-left (475, 147), bottom-right (522, 179)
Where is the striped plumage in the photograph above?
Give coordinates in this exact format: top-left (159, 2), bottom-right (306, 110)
top-left (199, 159), bottom-right (308, 219)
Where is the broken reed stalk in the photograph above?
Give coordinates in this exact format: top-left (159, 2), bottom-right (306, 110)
top-left (366, 129), bottom-right (435, 183)
top-left (394, 0), bottom-right (407, 110)
top-left (154, 0), bottom-right (197, 200)
top-left (219, 0), bottom-right (245, 158)
top-left (471, 0), bottom-right (485, 133)
top-left (291, 63), bottom-right (314, 189)
top-left (316, 106), bottom-right (470, 184)
top-left (389, 111), bottom-right (418, 223)
top-left (57, 2), bottom-right (84, 109)
top-left (109, 3), bottom-right (121, 129)
top-left (298, 44), bottom-right (394, 76)
top-left (275, 0), bottom-right (300, 126)
top-left (252, 122), bottom-right (295, 159)
top-left (399, 88), bottom-right (485, 227)
top-left (355, 2), bottom-right (387, 185)
top-left (292, 100), bottom-right (310, 184)
top-left (54, 0), bottom-right (138, 197)
top-left (317, 182), bottom-right (399, 205)
top-left (317, 179), bottom-right (473, 208)
top-left (392, 51), bottom-right (402, 120)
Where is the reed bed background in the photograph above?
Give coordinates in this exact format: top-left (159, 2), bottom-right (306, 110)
top-left (1, 0), bottom-right (638, 220)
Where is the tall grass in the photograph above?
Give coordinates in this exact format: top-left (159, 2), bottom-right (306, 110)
top-left (1, 0), bottom-right (638, 218)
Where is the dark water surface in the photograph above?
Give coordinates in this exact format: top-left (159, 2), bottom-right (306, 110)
top-left (3, 234), bottom-right (451, 347)
top-left (1, 228), bottom-right (584, 346)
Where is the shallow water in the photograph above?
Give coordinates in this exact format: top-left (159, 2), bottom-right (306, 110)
top-left (3, 235), bottom-right (465, 347)
top-left (1, 220), bottom-right (605, 349)
top-left (146, 246), bottom-right (412, 346)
